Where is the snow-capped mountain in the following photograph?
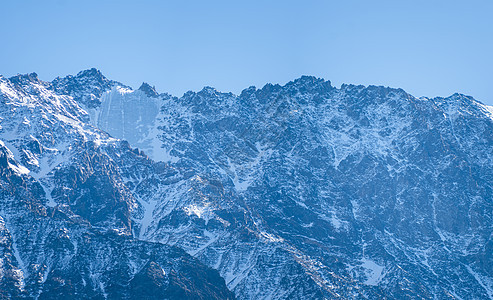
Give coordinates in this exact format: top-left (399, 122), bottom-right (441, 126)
top-left (0, 72), bottom-right (233, 299)
top-left (0, 69), bottom-right (491, 299)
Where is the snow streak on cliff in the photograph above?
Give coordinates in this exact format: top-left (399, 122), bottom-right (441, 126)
top-left (0, 69), bottom-right (492, 299)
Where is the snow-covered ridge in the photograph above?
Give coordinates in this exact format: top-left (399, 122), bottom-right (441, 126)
top-left (481, 103), bottom-right (493, 120)
top-left (0, 71), bottom-right (119, 210)
top-left (0, 70), bottom-right (234, 299)
top-left (1, 69), bottom-right (492, 299)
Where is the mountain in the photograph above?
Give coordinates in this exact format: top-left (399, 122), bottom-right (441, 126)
top-left (0, 72), bottom-right (233, 299)
top-left (0, 69), bottom-right (492, 299)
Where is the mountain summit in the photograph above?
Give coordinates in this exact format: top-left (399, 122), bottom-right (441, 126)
top-left (138, 82), bottom-right (159, 97)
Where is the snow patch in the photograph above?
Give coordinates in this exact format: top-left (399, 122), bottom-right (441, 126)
top-left (138, 197), bottom-right (157, 239)
top-left (0, 140), bottom-right (30, 175)
top-left (259, 231), bottom-right (284, 243)
top-left (466, 265), bottom-right (493, 299)
top-left (184, 204), bottom-right (209, 219)
top-left (347, 258), bottom-right (385, 286)
top-left (480, 104), bottom-right (493, 121)
top-left (360, 258), bottom-right (385, 286)
top-left (0, 80), bottom-right (19, 99)
top-left (189, 229), bottom-right (219, 256)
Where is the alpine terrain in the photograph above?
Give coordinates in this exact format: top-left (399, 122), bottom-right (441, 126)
top-left (0, 68), bottom-right (491, 299)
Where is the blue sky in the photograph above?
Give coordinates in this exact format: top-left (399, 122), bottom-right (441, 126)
top-left (1, 0), bottom-right (492, 104)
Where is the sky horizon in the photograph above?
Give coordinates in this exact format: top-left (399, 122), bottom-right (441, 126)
top-left (1, 0), bottom-right (492, 104)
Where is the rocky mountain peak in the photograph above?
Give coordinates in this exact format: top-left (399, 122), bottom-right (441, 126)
top-left (138, 82), bottom-right (159, 97)
top-left (50, 68), bottom-right (125, 108)
top-left (8, 72), bottom-right (43, 87)
top-left (287, 75), bottom-right (331, 90)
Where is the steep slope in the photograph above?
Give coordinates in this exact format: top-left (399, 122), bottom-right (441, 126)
top-left (95, 84), bottom-right (166, 161)
top-left (0, 73), bottom-right (234, 299)
top-left (1, 69), bottom-right (492, 299)
top-left (92, 75), bottom-right (492, 298)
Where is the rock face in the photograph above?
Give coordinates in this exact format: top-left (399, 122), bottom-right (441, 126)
top-left (96, 86), bottom-right (164, 160)
top-left (0, 74), bottom-right (233, 299)
top-left (0, 69), bottom-right (492, 299)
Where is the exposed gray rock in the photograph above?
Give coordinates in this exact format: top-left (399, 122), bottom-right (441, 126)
top-left (1, 69), bottom-right (492, 299)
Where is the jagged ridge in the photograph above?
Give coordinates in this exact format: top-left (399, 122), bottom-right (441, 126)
top-left (0, 69), bottom-right (492, 299)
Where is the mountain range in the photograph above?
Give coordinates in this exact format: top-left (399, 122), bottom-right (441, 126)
top-left (0, 68), bottom-right (491, 299)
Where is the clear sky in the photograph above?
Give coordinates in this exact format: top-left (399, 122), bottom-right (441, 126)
top-left (1, 0), bottom-right (492, 104)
